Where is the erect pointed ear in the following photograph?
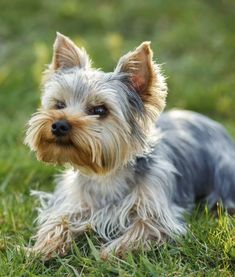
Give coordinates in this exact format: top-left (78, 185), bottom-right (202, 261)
top-left (51, 32), bottom-right (91, 70)
top-left (115, 42), bottom-right (167, 118)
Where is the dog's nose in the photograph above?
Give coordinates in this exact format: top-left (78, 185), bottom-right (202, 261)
top-left (51, 120), bottom-right (71, 137)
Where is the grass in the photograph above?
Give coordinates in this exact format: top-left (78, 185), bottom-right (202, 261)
top-left (0, 0), bottom-right (235, 275)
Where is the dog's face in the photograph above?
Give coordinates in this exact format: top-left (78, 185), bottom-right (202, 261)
top-left (25, 33), bottom-right (167, 175)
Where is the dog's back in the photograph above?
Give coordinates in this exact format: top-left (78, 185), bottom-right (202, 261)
top-left (156, 110), bottom-right (235, 212)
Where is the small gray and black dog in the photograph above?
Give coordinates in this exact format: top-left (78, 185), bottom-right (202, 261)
top-left (25, 33), bottom-right (235, 259)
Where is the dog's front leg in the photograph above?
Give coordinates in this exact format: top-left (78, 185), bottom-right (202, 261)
top-left (33, 216), bottom-right (83, 259)
top-left (27, 211), bottom-right (88, 260)
top-left (100, 184), bottom-right (185, 259)
top-left (100, 219), bottom-right (159, 259)
top-left (24, 173), bottom-right (92, 260)
top-left (27, 188), bottom-right (90, 260)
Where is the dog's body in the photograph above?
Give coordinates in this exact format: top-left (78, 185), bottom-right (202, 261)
top-left (25, 33), bottom-right (235, 259)
top-left (157, 110), bottom-right (235, 211)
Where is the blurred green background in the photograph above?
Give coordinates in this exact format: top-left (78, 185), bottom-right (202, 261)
top-left (0, 1), bottom-right (234, 275)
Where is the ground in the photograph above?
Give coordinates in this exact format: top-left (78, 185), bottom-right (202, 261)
top-left (0, 0), bottom-right (234, 276)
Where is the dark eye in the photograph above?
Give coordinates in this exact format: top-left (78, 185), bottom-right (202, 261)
top-left (88, 105), bottom-right (108, 117)
top-left (55, 101), bottom-right (66, 110)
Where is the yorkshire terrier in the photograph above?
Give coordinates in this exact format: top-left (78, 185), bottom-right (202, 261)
top-left (25, 32), bottom-right (235, 260)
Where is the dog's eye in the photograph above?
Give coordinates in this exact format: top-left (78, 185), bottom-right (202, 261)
top-left (88, 105), bottom-right (108, 117)
top-left (55, 101), bottom-right (66, 110)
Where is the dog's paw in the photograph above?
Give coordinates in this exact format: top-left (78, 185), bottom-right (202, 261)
top-left (28, 221), bottom-right (73, 260)
top-left (100, 243), bottom-right (126, 260)
top-left (31, 239), bottom-right (70, 261)
top-left (18, 243), bottom-right (69, 261)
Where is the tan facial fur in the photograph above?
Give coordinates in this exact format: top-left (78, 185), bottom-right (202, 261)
top-left (25, 108), bottom-right (135, 175)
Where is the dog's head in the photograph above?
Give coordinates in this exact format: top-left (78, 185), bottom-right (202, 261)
top-left (25, 33), bottom-right (167, 175)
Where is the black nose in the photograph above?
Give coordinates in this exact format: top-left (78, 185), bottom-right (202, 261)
top-left (51, 120), bottom-right (71, 137)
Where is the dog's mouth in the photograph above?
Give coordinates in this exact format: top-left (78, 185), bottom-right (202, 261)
top-left (41, 136), bottom-right (103, 174)
top-left (55, 138), bottom-right (74, 148)
top-left (35, 132), bottom-right (111, 175)
top-left (43, 134), bottom-right (74, 147)
top-left (41, 137), bottom-right (76, 152)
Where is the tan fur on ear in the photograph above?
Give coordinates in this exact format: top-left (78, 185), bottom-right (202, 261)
top-left (52, 32), bottom-right (91, 70)
top-left (118, 42), bottom-right (152, 93)
top-left (115, 42), bottom-right (167, 119)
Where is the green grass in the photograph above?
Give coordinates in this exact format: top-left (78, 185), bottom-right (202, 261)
top-left (0, 0), bottom-right (235, 275)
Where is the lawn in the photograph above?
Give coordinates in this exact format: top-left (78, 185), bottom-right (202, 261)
top-left (0, 0), bottom-right (234, 276)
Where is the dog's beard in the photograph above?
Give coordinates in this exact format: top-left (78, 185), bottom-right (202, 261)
top-left (25, 110), bottom-right (135, 175)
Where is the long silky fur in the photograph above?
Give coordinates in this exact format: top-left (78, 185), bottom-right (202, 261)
top-left (25, 34), bottom-right (235, 259)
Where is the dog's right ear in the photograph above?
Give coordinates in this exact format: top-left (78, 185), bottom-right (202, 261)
top-left (51, 32), bottom-right (91, 70)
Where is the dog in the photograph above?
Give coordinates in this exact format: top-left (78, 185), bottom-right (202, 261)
top-left (25, 32), bottom-right (235, 260)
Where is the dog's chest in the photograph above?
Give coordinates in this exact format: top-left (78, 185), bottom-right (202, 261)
top-left (78, 168), bottom-right (136, 209)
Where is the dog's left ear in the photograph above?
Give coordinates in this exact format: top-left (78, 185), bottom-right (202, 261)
top-left (51, 32), bottom-right (91, 70)
top-left (115, 42), bottom-right (167, 117)
top-left (115, 42), bottom-right (153, 93)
